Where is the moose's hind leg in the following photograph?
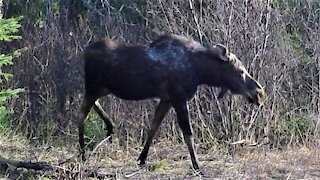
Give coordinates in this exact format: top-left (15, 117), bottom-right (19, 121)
top-left (93, 100), bottom-right (114, 142)
top-left (78, 94), bottom-right (96, 161)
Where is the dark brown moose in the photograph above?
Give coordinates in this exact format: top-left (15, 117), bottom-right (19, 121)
top-left (77, 34), bottom-right (265, 172)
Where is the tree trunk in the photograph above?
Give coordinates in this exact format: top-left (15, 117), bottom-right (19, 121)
top-left (0, 0), bottom-right (3, 19)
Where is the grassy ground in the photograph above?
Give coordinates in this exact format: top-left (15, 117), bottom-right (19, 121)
top-left (1, 133), bottom-right (320, 179)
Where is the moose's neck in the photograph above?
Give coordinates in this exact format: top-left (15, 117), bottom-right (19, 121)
top-left (191, 51), bottom-right (224, 88)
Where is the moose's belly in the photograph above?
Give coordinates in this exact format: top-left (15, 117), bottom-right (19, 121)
top-left (105, 71), bottom-right (198, 101)
top-left (107, 82), bottom-right (157, 100)
top-left (104, 71), bottom-right (161, 100)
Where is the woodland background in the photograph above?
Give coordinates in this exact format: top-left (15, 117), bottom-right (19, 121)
top-left (0, 0), bottom-right (319, 178)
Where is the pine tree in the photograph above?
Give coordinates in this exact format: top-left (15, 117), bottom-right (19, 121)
top-left (0, 17), bottom-right (24, 130)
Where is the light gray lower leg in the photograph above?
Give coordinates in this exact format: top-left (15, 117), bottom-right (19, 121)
top-left (93, 100), bottom-right (114, 137)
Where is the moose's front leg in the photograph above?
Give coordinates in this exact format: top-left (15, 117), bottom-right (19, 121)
top-left (173, 102), bottom-right (200, 171)
top-left (138, 100), bottom-right (171, 166)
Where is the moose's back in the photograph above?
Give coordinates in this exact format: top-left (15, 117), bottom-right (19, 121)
top-left (83, 38), bottom-right (199, 101)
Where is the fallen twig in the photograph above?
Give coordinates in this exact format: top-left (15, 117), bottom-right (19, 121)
top-left (0, 156), bottom-right (52, 171)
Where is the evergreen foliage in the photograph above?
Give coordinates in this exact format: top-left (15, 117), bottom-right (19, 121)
top-left (0, 17), bottom-right (24, 131)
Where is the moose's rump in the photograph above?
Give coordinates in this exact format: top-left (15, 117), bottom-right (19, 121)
top-left (84, 45), bottom-right (169, 100)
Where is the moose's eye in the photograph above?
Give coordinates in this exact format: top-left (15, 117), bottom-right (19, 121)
top-left (238, 69), bottom-right (245, 74)
top-left (238, 69), bottom-right (246, 78)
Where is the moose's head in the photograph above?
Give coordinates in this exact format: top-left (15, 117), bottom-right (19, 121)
top-left (203, 44), bottom-right (265, 105)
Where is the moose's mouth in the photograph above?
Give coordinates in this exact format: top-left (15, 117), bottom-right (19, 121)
top-left (247, 88), bottom-right (265, 106)
top-left (218, 87), bottom-right (265, 106)
top-left (247, 96), bottom-right (255, 104)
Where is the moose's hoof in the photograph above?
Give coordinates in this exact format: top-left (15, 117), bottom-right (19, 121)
top-left (193, 168), bottom-right (204, 176)
top-left (138, 162), bottom-right (146, 170)
top-left (106, 130), bottom-right (113, 143)
top-left (79, 153), bottom-right (86, 162)
top-left (78, 149), bottom-right (87, 162)
top-left (107, 135), bottom-right (113, 143)
top-left (137, 157), bottom-right (147, 169)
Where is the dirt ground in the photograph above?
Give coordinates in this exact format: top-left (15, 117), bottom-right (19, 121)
top-left (1, 133), bottom-right (320, 179)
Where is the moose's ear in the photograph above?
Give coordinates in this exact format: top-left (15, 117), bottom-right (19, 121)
top-left (211, 44), bottom-right (228, 59)
top-left (214, 44), bottom-right (227, 56)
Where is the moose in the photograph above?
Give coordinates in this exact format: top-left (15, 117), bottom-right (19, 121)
top-left (77, 34), bottom-right (265, 172)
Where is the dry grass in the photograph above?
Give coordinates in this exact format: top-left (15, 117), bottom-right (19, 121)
top-left (1, 133), bottom-right (320, 179)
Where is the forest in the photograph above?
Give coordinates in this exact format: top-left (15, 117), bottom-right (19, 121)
top-left (0, 0), bottom-right (319, 179)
